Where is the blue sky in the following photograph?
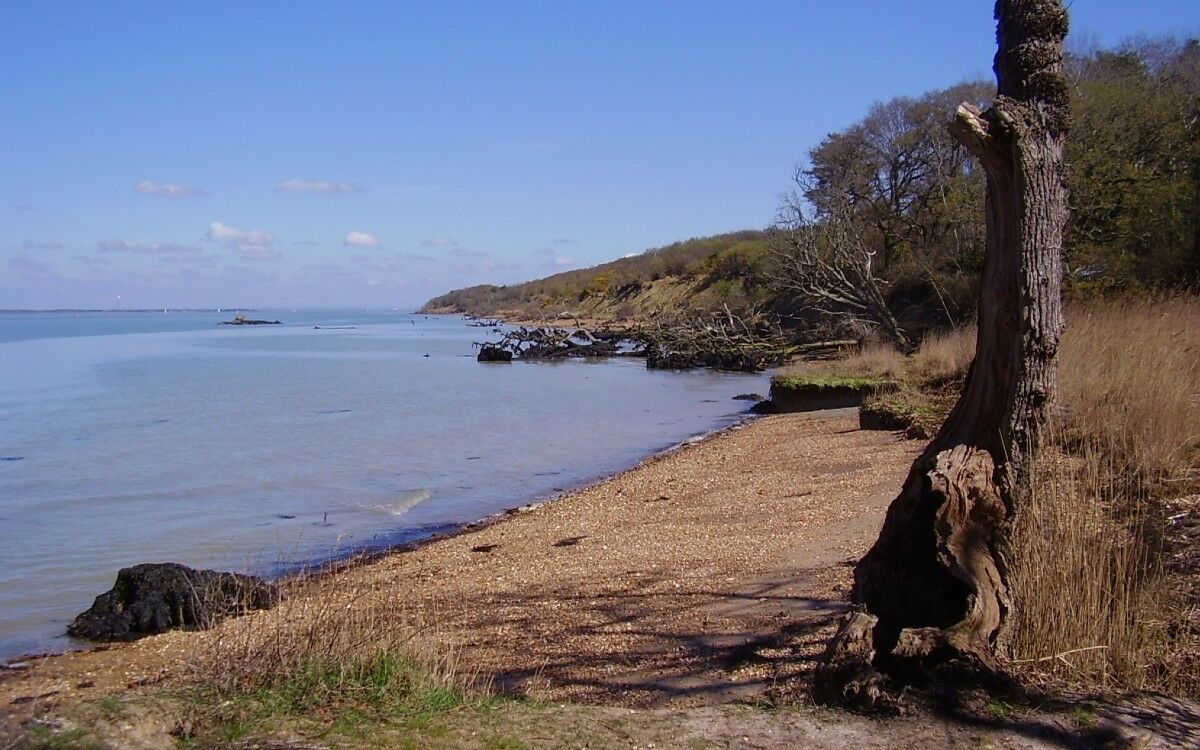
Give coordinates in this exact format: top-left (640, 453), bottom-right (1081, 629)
top-left (2, 2), bottom-right (1195, 310)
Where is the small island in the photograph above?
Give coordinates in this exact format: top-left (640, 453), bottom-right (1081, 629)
top-left (219, 313), bottom-right (281, 326)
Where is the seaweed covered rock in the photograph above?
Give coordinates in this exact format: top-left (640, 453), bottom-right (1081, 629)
top-left (67, 562), bottom-right (279, 641)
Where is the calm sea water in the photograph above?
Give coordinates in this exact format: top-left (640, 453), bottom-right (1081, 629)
top-left (0, 310), bottom-right (767, 658)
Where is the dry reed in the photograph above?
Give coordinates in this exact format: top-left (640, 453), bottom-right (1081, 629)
top-left (1057, 295), bottom-right (1200, 489)
top-left (833, 297), bottom-right (1199, 696)
top-left (777, 341), bottom-right (908, 381)
top-left (187, 573), bottom-right (482, 715)
top-left (908, 325), bottom-right (976, 387)
top-left (1011, 433), bottom-right (1170, 690)
top-left (1011, 295), bottom-right (1200, 697)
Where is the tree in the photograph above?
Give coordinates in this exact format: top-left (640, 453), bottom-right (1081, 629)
top-left (769, 201), bottom-right (912, 351)
top-left (1065, 39), bottom-right (1200, 287)
top-left (777, 81), bottom-right (994, 337)
top-left (816, 0), bottom-right (1070, 705)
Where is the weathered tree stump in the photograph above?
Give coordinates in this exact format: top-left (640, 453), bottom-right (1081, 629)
top-left (816, 0), bottom-right (1070, 706)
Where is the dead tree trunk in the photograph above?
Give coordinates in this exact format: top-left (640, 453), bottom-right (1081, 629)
top-left (816, 0), bottom-right (1069, 705)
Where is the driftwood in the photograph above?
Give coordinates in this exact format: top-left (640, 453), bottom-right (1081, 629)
top-left (473, 311), bottom-right (846, 373)
top-left (476, 325), bottom-right (626, 362)
top-left (636, 308), bottom-right (795, 372)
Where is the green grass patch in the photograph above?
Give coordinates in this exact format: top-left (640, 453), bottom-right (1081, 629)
top-left (24, 726), bottom-right (109, 750)
top-left (771, 374), bottom-right (898, 392)
top-left (859, 388), bottom-right (949, 438)
top-left (180, 652), bottom-right (474, 746)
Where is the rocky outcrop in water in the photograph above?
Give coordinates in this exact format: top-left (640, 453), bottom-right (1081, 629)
top-left (67, 563), bottom-right (279, 641)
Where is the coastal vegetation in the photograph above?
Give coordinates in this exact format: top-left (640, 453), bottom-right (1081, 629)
top-left (783, 294), bottom-right (1200, 697)
top-left (813, 0), bottom-right (1075, 704)
top-left (422, 36), bottom-right (1199, 349)
top-left (7, 5), bottom-right (1200, 750)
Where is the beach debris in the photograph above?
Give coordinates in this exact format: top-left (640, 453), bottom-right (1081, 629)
top-left (553, 536), bottom-right (586, 547)
top-left (475, 324), bottom-right (626, 362)
top-left (637, 308), bottom-right (796, 372)
top-left (476, 343), bottom-right (514, 362)
top-left (471, 544), bottom-right (500, 553)
top-left (67, 563), bottom-right (279, 642)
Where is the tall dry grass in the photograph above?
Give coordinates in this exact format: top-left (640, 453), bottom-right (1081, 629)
top-left (1011, 435), bottom-right (1171, 690)
top-left (1057, 295), bottom-right (1200, 489)
top-left (1011, 295), bottom-right (1200, 696)
top-left (776, 340), bottom-right (908, 381)
top-left (908, 325), bottom-right (976, 388)
top-left (186, 574), bottom-right (482, 721)
top-left (828, 296), bottom-right (1199, 695)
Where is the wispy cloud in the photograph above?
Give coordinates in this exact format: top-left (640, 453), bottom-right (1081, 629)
top-left (452, 258), bottom-right (521, 275)
top-left (98, 239), bottom-right (203, 255)
top-left (343, 231), bottom-right (380, 247)
top-left (136, 180), bottom-right (206, 199)
top-left (350, 252), bottom-right (435, 273)
top-left (423, 236), bottom-right (490, 258)
top-left (22, 239), bottom-right (63, 250)
top-left (205, 222), bottom-right (275, 248)
top-left (158, 253), bottom-right (219, 268)
top-left (292, 239), bottom-right (321, 247)
top-left (8, 254), bottom-right (53, 278)
top-left (71, 255), bottom-right (111, 266)
top-left (236, 246), bottom-right (283, 262)
top-left (552, 238), bottom-right (578, 246)
top-left (535, 247), bottom-right (574, 270)
top-left (275, 178), bottom-right (365, 194)
top-left (14, 204), bottom-right (39, 213)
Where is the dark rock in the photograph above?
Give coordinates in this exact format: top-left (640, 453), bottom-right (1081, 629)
top-left (732, 393), bottom-right (765, 402)
top-left (476, 344), bottom-right (513, 362)
top-left (768, 379), bottom-right (900, 413)
top-left (67, 563), bottom-right (279, 642)
top-left (859, 404), bottom-right (911, 432)
top-left (749, 400), bottom-right (781, 414)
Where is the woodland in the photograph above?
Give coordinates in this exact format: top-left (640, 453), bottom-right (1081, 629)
top-left (422, 35), bottom-right (1199, 349)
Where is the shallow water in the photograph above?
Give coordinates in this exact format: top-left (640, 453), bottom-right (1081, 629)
top-left (0, 310), bottom-right (767, 658)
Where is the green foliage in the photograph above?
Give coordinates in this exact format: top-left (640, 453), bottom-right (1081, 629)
top-left (424, 36), bottom-right (1198, 330)
top-left (24, 726), bottom-right (109, 750)
top-left (582, 273), bottom-right (611, 299)
top-left (1065, 39), bottom-right (1200, 287)
top-left (771, 374), bottom-right (896, 392)
top-left (181, 652), bottom-right (470, 745)
top-left (703, 239), bottom-right (768, 284)
top-left (860, 389), bottom-right (945, 439)
top-left (769, 35), bottom-right (1199, 335)
top-left (420, 230), bottom-right (770, 317)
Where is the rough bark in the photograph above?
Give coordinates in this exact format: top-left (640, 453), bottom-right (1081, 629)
top-left (816, 0), bottom-right (1069, 703)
